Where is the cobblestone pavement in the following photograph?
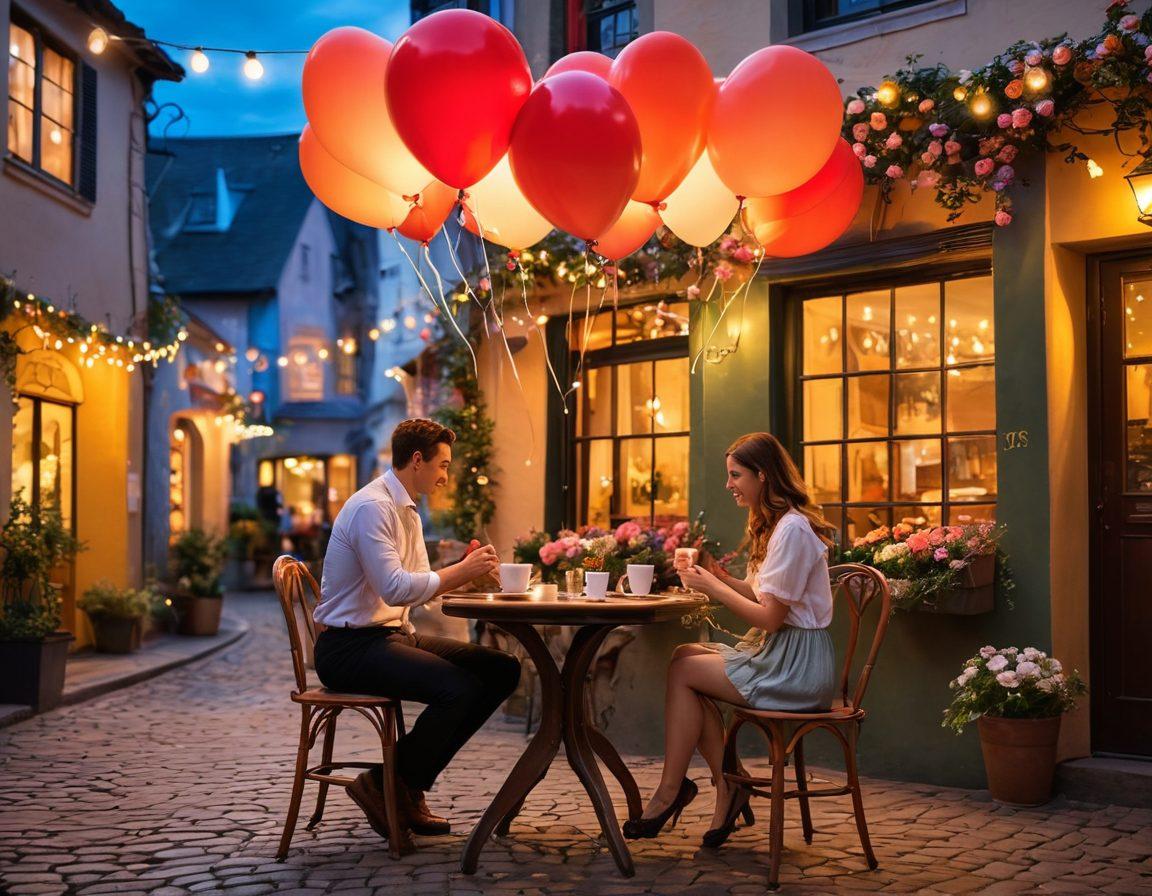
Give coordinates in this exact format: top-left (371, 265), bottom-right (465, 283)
top-left (2, 594), bottom-right (1150, 896)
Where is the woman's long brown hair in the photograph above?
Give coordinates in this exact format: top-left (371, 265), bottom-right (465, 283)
top-left (726, 432), bottom-right (836, 570)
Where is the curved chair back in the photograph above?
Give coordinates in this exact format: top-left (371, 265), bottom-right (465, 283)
top-left (828, 563), bottom-right (892, 713)
top-left (273, 555), bottom-right (321, 694)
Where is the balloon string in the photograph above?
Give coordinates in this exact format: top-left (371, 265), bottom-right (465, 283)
top-left (517, 260), bottom-right (565, 403)
top-left (689, 253), bottom-right (765, 374)
top-left (690, 277), bottom-right (726, 375)
top-left (391, 228), bottom-right (449, 324)
top-left (398, 236), bottom-right (477, 381)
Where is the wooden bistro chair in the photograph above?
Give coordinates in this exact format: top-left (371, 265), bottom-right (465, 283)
top-left (718, 563), bottom-right (892, 890)
top-left (272, 555), bottom-right (411, 861)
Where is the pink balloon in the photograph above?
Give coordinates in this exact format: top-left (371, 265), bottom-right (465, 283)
top-left (544, 51), bottom-right (612, 80)
top-left (595, 201), bottom-right (660, 261)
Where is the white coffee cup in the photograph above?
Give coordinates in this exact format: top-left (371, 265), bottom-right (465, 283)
top-left (584, 571), bottom-right (610, 600)
top-left (618, 563), bottom-right (655, 596)
top-left (499, 563), bottom-right (533, 594)
top-left (674, 547), bottom-right (699, 571)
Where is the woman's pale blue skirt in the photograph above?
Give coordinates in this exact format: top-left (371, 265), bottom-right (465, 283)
top-left (713, 626), bottom-right (836, 712)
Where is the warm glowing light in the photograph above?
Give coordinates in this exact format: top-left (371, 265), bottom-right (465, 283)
top-left (876, 81), bottom-right (899, 107)
top-left (368, 327), bottom-right (380, 340)
top-left (863, 306), bottom-right (873, 321)
top-left (571, 380), bottom-right (582, 389)
top-left (953, 85), bottom-right (967, 101)
top-left (382, 319), bottom-right (396, 333)
top-left (404, 315), bottom-right (417, 330)
top-left (277, 356), bottom-right (288, 368)
top-left (475, 474), bottom-right (489, 486)
top-left (293, 351), bottom-right (308, 366)
top-left (49, 128), bottom-right (62, 145)
top-left (317, 347), bottom-right (329, 360)
top-left (969, 91), bottom-right (993, 119)
top-left (536, 314), bottom-right (549, 326)
top-left (243, 51), bottom-right (264, 81)
top-left (1087, 159), bottom-right (1104, 179)
top-left (342, 338), bottom-right (357, 355)
top-left (87, 27), bottom-right (109, 54)
top-left (173, 427), bottom-right (186, 442)
top-left (1024, 66), bottom-right (1049, 93)
top-left (245, 347), bottom-right (259, 362)
top-left (190, 48), bottom-right (210, 73)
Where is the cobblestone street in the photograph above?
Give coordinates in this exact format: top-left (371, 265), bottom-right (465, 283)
top-left (1, 594), bottom-right (1150, 896)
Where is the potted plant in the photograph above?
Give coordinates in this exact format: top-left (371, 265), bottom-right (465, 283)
top-left (944, 646), bottom-right (1087, 806)
top-left (840, 521), bottom-right (1013, 614)
top-left (166, 528), bottom-right (228, 636)
top-left (0, 494), bottom-right (84, 711)
top-left (224, 517), bottom-right (265, 590)
top-left (77, 581), bottom-right (153, 654)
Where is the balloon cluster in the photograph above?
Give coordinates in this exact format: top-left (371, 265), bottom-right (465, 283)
top-left (299, 9), bottom-right (864, 263)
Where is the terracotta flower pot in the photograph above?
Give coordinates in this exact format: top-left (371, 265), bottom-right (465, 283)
top-left (977, 714), bottom-right (1062, 806)
top-left (171, 592), bottom-right (223, 637)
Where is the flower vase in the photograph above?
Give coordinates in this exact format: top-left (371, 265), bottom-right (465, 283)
top-left (977, 715), bottom-right (1061, 806)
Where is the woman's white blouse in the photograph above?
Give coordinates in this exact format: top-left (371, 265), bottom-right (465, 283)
top-left (747, 510), bottom-right (834, 629)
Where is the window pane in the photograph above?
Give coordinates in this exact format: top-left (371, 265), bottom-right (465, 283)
top-left (950, 503), bottom-right (996, 524)
top-left (821, 505), bottom-right (844, 549)
top-left (847, 441), bottom-right (888, 502)
top-left (281, 457), bottom-right (325, 529)
top-left (803, 296), bottom-right (842, 375)
top-left (653, 358), bottom-right (689, 433)
top-left (41, 77), bottom-right (73, 129)
top-left (616, 361), bottom-right (653, 436)
top-left (804, 444), bottom-right (841, 504)
top-left (846, 289), bottom-right (890, 371)
top-left (40, 401), bottom-right (74, 528)
top-left (327, 454), bottom-right (355, 520)
top-left (620, 439), bottom-right (653, 520)
top-left (11, 397), bottom-right (34, 506)
top-left (41, 46), bottom-right (72, 93)
top-left (8, 98), bottom-right (33, 161)
top-left (39, 117), bottom-right (72, 182)
top-left (1124, 279), bottom-right (1152, 358)
top-left (894, 371), bottom-right (941, 435)
top-left (846, 506), bottom-right (888, 543)
top-left (580, 440), bottom-right (614, 527)
top-left (847, 374), bottom-right (889, 438)
top-left (654, 436), bottom-right (689, 520)
top-left (947, 435), bottom-right (997, 502)
top-left (1127, 363), bottom-right (1152, 492)
top-left (947, 364), bottom-right (995, 432)
top-left (893, 438), bottom-right (942, 503)
top-left (892, 504), bottom-right (942, 528)
top-left (577, 366), bottom-right (612, 438)
top-left (8, 29), bottom-right (35, 108)
top-left (616, 302), bottom-right (678, 344)
top-left (803, 378), bottom-right (842, 441)
top-left (894, 282), bottom-right (940, 368)
top-left (945, 276), bottom-right (995, 365)
top-left (285, 335), bottom-right (325, 401)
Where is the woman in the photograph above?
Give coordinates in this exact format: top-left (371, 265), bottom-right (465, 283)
top-left (623, 432), bottom-right (837, 847)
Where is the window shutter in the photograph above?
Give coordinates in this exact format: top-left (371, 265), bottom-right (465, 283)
top-left (78, 62), bottom-right (97, 202)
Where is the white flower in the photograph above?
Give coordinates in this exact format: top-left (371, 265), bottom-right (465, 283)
top-left (996, 671), bottom-right (1020, 688)
top-left (1016, 661), bottom-right (1040, 678)
top-left (987, 655), bottom-right (1009, 673)
top-left (959, 667), bottom-right (978, 685)
top-left (875, 543), bottom-right (910, 562)
top-left (979, 645), bottom-right (997, 659)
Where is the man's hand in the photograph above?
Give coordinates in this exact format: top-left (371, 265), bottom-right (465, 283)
top-left (459, 543), bottom-right (499, 580)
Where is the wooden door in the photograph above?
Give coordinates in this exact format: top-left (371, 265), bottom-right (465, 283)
top-left (1092, 257), bottom-right (1152, 757)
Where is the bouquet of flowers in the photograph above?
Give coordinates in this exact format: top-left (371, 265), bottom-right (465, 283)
top-left (943, 646), bottom-right (1086, 733)
top-left (839, 521), bottom-right (1013, 611)
top-left (513, 514), bottom-right (717, 591)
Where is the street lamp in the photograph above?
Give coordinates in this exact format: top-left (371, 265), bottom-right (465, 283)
top-left (1125, 155), bottom-right (1152, 226)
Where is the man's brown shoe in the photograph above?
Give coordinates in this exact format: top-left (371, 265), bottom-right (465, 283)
top-left (401, 786), bottom-right (451, 835)
top-left (346, 771), bottom-right (391, 840)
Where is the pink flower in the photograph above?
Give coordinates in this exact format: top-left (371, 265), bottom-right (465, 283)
top-left (997, 144), bottom-right (1019, 163)
top-left (1145, 44), bottom-right (1152, 62)
top-left (718, 235), bottom-right (739, 255)
top-left (906, 533), bottom-right (930, 554)
top-left (920, 152), bottom-right (936, 165)
top-left (1121, 13), bottom-right (1140, 30)
top-left (663, 536), bottom-right (679, 552)
top-left (987, 654), bottom-right (1009, 673)
top-left (944, 140), bottom-right (961, 156)
top-left (1095, 42), bottom-right (1110, 58)
top-left (565, 545), bottom-right (579, 558)
top-left (1025, 49), bottom-right (1044, 66)
top-left (979, 645), bottom-right (997, 659)
top-left (996, 671), bottom-right (1021, 688)
top-left (853, 142), bottom-right (868, 159)
top-left (928, 140), bottom-right (943, 156)
top-left (884, 132), bottom-right (903, 150)
top-left (686, 284), bottom-right (701, 300)
top-left (731, 245), bottom-right (754, 264)
top-left (933, 547), bottom-right (949, 561)
top-left (1008, 59), bottom-right (1025, 76)
top-left (870, 112), bottom-right (887, 130)
top-left (419, 327), bottom-right (431, 341)
top-left (672, 521), bottom-right (690, 536)
top-left (863, 154), bottom-right (878, 169)
top-left (1053, 45), bottom-right (1072, 66)
top-left (1011, 108), bottom-right (1033, 129)
top-left (975, 158), bottom-right (995, 177)
top-left (852, 122), bottom-right (870, 142)
top-left (478, 276), bottom-right (491, 291)
top-left (915, 170), bottom-right (941, 190)
top-left (714, 262), bottom-right (734, 282)
top-left (928, 123), bottom-right (950, 138)
top-left (997, 113), bottom-right (1013, 129)
top-left (847, 98), bottom-right (866, 115)
top-left (1035, 99), bottom-right (1055, 117)
top-left (614, 521), bottom-right (642, 544)
top-left (885, 164), bottom-right (904, 179)
top-left (918, 99), bottom-right (935, 114)
top-left (928, 528), bottom-right (946, 547)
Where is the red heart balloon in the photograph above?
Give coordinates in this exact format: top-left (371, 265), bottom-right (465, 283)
top-left (396, 180), bottom-right (459, 244)
top-left (509, 72), bottom-right (641, 242)
top-left (386, 9), bottom-right (532, 189)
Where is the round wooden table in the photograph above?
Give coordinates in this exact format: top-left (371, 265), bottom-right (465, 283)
top-left (442, 591), bottom-right (707, 877)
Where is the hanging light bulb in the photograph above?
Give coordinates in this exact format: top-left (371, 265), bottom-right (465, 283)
top-left (970, 91), bottom-right (993, 119)
top-left (243, 51), bottom-right (264, 81)
top-left (87, 27), bottom-right (109, 55)
top-left (953, 85), bottom-right (967, 102)
top-left (1024, 66), bottom-right (1049, 93)
top-left (875, 80), bottom-right (900, 107)
top-left (190, 48), bottom-right (210, 74)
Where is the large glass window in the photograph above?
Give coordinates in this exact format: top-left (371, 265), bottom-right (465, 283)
top-left (11, 395), bottom-right (75, 527)
top-left (795, 0), bottom-right (937, 34)
top-left (799, 274), bottom-right (996, 547)
top-left (585, 1), bottom-right (637, 57)
top-left (571, 300), bottom-right (689, 527)
top-left (258, 455), bottom-right (357, 526)
top-left (7, 19), bottom-right (75, 184)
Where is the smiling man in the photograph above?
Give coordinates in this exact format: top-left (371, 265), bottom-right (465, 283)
top-left (313, 417), bottom-right (519, 850)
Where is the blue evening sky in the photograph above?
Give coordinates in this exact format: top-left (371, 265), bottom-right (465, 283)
top-left (115, 0), bottom-right (411, 137)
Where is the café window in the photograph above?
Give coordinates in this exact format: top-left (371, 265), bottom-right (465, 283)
top-left (791, 0), bottom-right (937, 34)
top-left (168, 419), bottom-right (199, 541)
top-left (258, 454), bottom-right (357, 527)
top-left (571, 300), bottom-right (690, 528)
top-left (7, 16), bottom-right (78, 185)
top-left (798, 274), bottom-right (997, 548)
top-left (285, 331), bottom-right (325, 401)
top-left (583, 1), bottom-right (637, 57)
top-left (11, 395), bottom-right (75, 528)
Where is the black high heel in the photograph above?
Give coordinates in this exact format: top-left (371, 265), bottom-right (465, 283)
top-left (623, 778), bottom-right (698, 840)
top-left (702, 788), bottom-right (753, 849)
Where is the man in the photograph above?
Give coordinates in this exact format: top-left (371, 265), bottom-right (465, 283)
top-left (313, 418), bottom-right (519, 849)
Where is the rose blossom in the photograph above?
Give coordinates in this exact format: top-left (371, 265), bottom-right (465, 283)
top-left (987, 655), bottom-right (1010, 672)
top-left (929, 123), bottom-right (950, 137)
top-left (997, 145), bottom-right (1019, 163)
top-left (853, 122), bottom-right (870, 142)
top-left (1104, 33), bottom-right (1122, 53)
top-left (975, 158), bottom-right (995, 177)
top-left (1145, 44), bottom-right (1152, 62)
top-left (1035, 99), bottom-right (1055, 117)
top-left (920, 152), bottom-right (936, 165)
top-left (1053, 45), bottom-right (1072, 66)
top-left (979, 645), bottom-right (997, 659)
top-left (714, 261), bottom-right (734, 282)
top-left (944, 140), bottom-right (961, 156)
top-left (863, 154), bottom-right (878, 168)
top-left (731, 245), bottom-right (754, 264)
top-left (1012, 108), bottom-right (1033, 129)
top-left (928, 140), bottom-right (943, 156)
top-left (885, 132), bottom-right (903, 150)
top-left (997, 671), bottom-right (1021, 688)
top-left (1008, 59), bottom-right (1025, 76)
top-left (1025, 49), bottom-right (1044, 66)
top-left (886, 164), bottom-right (904, 179)
top-left (847, 98), bottom-right (866, 115)
top-left (853, 142), bottom-right (868, 159)
top-left (870, 112), bottom-right (887, 130)
top-left (1121, 13), bottom-right (1140, 30)
top-left (906, 533), bottom-right (930, 553)
top-left (933, 547), bottom-right (949, 561)
top-left (915, 170), bottom-right (941, 189)
top-left (1016, 661), bottom-right (1041, 678)
top-left (997, 113), bottom-right (1013, 129)
top-left (1004, 79), bottom-right (1023, 100)
top-left (995, 164), bottom-right (1016, 184)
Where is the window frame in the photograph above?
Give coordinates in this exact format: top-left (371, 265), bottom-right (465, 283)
top-left (789, 0), bottom-right (938, 34)
top-left (7, 8), bottom-right (79, 188)
top-left (779, 261), bottom-right (997, 547)
top-left (583, 0), bottom-right (638, 57)
top-left (13, 392), bottom-right (78, 531)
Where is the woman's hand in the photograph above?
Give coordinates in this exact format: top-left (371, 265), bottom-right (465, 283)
top-left (678, 564), bottom-right (723, 597)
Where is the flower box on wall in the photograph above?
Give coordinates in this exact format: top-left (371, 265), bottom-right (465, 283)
top-left (919, 553), bottom-right (996, 616)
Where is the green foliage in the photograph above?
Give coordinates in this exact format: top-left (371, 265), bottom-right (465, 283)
top-left (78, 580), bottom-right (153, 620)
top-left (0, 493), bottom-right (84, 640)
top-left (169, 528), bottom-right (228, 597)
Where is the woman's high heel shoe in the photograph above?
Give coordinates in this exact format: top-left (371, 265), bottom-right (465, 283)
top-left (702, 788), bottom-right (753, 849)
top-left (622, 778), bottom-right (698, 840)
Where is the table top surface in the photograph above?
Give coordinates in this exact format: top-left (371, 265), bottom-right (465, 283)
top-left (441, 591), bottom-right (707, 625)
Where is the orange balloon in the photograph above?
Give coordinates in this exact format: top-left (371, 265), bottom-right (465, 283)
top-left (303, 27), bottom-right (432, 195)
top-left (298, 125), bottom-right (409, 230)
top-left (743, 139), bottom-right (863, 258)
top-left (544, 51), bottom-right (612, 80)
top-left (594, 201), bottom-right (660, 261)
top-left (397, 180), bottom-right (459, 244)
top-left (609, 32), bottom-right (715, 203)
top-left (708, 45), bottom-right (842, 198)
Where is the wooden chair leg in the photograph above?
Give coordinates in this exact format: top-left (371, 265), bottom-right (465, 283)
top-left (306, 710), bottom-right (338, 831)
top-left (844, 725), bottom-right (878, 870)
top-left (379, 713), bottom-right (414, 859)
top-left (794, 736), bottom-right (814, 844)
top-left (766, 725), bottom-right (788, 891)
top-left (277, 706), bottom-right (312, 861)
